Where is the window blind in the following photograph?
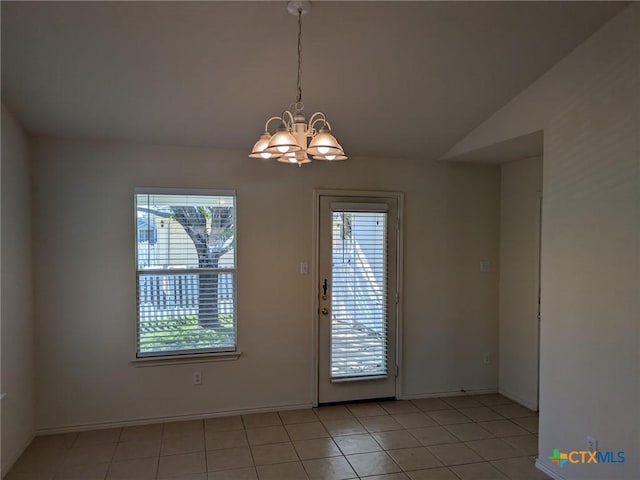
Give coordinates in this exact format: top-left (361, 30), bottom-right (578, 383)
top-left (135, 191), bottom-right (236, 357)
top-left (330, 209), bottom-right (388, 379)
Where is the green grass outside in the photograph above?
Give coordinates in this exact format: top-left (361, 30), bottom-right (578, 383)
top-left (139, 314), bottom-right (235, 353)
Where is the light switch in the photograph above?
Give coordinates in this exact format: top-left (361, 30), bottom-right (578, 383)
top-left (300, 262), bottom-right (309, 275)
top-left (480, 261), bottom-right (491, 273)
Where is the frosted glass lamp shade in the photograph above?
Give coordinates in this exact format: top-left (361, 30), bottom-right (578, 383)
top-left (249, 133), bottom-right (278, 159)
top-left (307, 127), bottom-right (343, 156)
top-left (278, 151), bottom-right (312, 165)
top-left (265, 127), bottom-right (302, 154)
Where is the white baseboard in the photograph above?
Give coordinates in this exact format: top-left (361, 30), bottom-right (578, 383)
top-left (498, 387), bottom-right (538, 411)
top-left (1, 432), bottom-right (36, 478)
top-left (399, 388), bottom-right (497, 401)
top-left (535, 458), bottom-right (564, 480)
top-left (36, 402), bottom-right (313, 435)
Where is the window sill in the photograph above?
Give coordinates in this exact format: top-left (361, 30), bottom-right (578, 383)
top-left (131, 351), bottom-right (242, 367)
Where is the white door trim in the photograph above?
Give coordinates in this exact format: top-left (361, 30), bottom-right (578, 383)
top-left (311, 189), bottom-right (405, 406)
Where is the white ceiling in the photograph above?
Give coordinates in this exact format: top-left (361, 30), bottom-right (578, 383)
top-left (1, 1), bottom-right (626, 160)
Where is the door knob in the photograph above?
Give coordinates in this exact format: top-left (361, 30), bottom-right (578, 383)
top-left (321, 307), bottom-right (329, 315)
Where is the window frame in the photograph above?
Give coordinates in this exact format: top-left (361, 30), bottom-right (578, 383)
top-left (133, 187), bottom-right (238, 362)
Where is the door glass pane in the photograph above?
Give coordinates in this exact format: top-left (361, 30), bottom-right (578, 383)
top-left (331, 211), bottom-right (388, 379)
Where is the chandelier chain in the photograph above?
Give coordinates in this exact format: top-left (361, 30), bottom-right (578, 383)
top-left (296, 9), bottom-right (303, 104)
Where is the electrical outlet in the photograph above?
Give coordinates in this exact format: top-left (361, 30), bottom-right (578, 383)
top-left (193, 371), bottom-right (202, 386)
top-left (483, 353), bottom-right (491, 364)
top-left (587, 436), bottom-right (598, 453)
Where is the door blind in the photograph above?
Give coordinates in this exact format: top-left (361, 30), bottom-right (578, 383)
top-left (135, 191), bottom-right (236, 357)
top-left (330, 209), bottom-right (388, 379)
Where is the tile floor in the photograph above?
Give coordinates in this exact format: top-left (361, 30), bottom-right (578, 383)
top-left (6, 394), bottom-right (550, 480)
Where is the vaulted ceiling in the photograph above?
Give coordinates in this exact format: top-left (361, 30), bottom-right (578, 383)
top-left (1, 1), bottom-right (626, 160)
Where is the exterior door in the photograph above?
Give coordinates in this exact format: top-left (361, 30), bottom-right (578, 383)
top-left (318, 195), bottom-right (399, 404)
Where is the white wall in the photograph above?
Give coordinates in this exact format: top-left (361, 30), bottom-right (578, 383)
top-left (444, 4), bottom-right (639, 479)
top-left (31, 138), bottom-right (500, 431)
top-left (498, 156), bottom-right (542, 411)
top-left (1, 104), bottom-right (36, 474)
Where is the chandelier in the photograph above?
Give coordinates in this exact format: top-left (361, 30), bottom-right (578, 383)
top-left (249, 1), bottom-right (347, 166)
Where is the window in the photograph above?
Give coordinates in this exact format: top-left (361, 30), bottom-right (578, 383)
top-left (331, 208), bottom-right (388, 378)
top-left (135, 189), bottom-right (236, 357)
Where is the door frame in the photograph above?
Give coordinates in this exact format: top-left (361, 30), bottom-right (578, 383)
top-left (311, 189), bottom-right (405, 406)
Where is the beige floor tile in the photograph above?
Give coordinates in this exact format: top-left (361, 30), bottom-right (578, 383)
top-left (207, 467), bottom-right (257, 479)
top-left (372, 430), bottom-right (421, 450)
top-left (251, 442), bottom-right (298, 466)
top-left (472, 395), bottom-right (514, 407)
top-left (285, 422), bottom-right (330, 441)
top-left (478, 420), bottom-right (528, 438)
top-left (279, 409), bottom-right (319, 425)
top-left (205, 429), bottom-right (248, 450)
top-left (428, 410), bottom-right (472, 426)
top-left (256, 461), bottom-right (309, 480)
top-left (379, 401), bottom-right (420, 415)
top-left (501, 435), bottom-right (539, 456)
top-left (360, 416), bottom-right (403, 433)
top-left (333, 433), bottom-right (382, 455)
top-left (293, 438), bottom-right (342, 460)
top-left (347, 403), bottom-right (387, 417)
top-left (4, 471), bottom-right (55, 480)
top-left (76, 428), bottom-right (122, 445)
top-left (106, 457), bottom-right (158, 480)
top-left (511, 417), bottom-right (539, 434)
top-left (427, 443), bottom-right (483, 466)
top-left (112, 440), bottom-right (160, 461)
top-left (205, 447), bottom-right (253, 472)
top-left (441, 396), bottom-right (483, 409)
top-left (56, 462), bottom-right (110, 480)
top-left (444, 423), bottom-right (493, 441)
top-left (314, 406), bottom-right (354, 421)
top-left (406, 467), bottom-right (459, 479)
top-left (362, 474), bottom-right (409, 480)
top-left (490, 404), bottom-right (536, 419)
top-left (9, 446), bottom-right (66, 475)
top-left (408, 427), bottom-right (458, 446)
top-left (63, 443), bottom-right (117, 467)
top-left (163, 420), bottom-right (204, 439)
top-left (157, 451), bottom-right (206, 477)
top-left (345, 451), bottom-right (401, 477)
top-left (450, 461), bottom-right (509, 479)
top-left (242, 413), bottom-right (282, 429)
top-left (246, 426), bottom-right (290, 445)
top-left (161, 433), bottom-right (205, 456)
top-left (119, 424), bottom-right (163, 443)
top-left (19, 398), bottom-right (542, 480)
top-left (207, 467), bottom-right (257, 480)
top-left (392, 413), bottom-right (437, 429)
top-left (321, 418), bottom-right (366, 436)
top-left (466, 438), bottom-right (522, 461)
top-left (387, 446), bottom-right (442, 470)
top-left (205, 416), bottom-right (244, 433)
top-left (410, 399), bottom-right (450, 412)
top-left (31, 433), bottom-right (78, 450)
top-left (490, 457), bottom-right (551, 480)
top-left (302, 456), bottom-right (357, 480)
top-left (162, 474), bottom-right (207, 480)
top-left (458, 407), bottom-right (505, 422)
